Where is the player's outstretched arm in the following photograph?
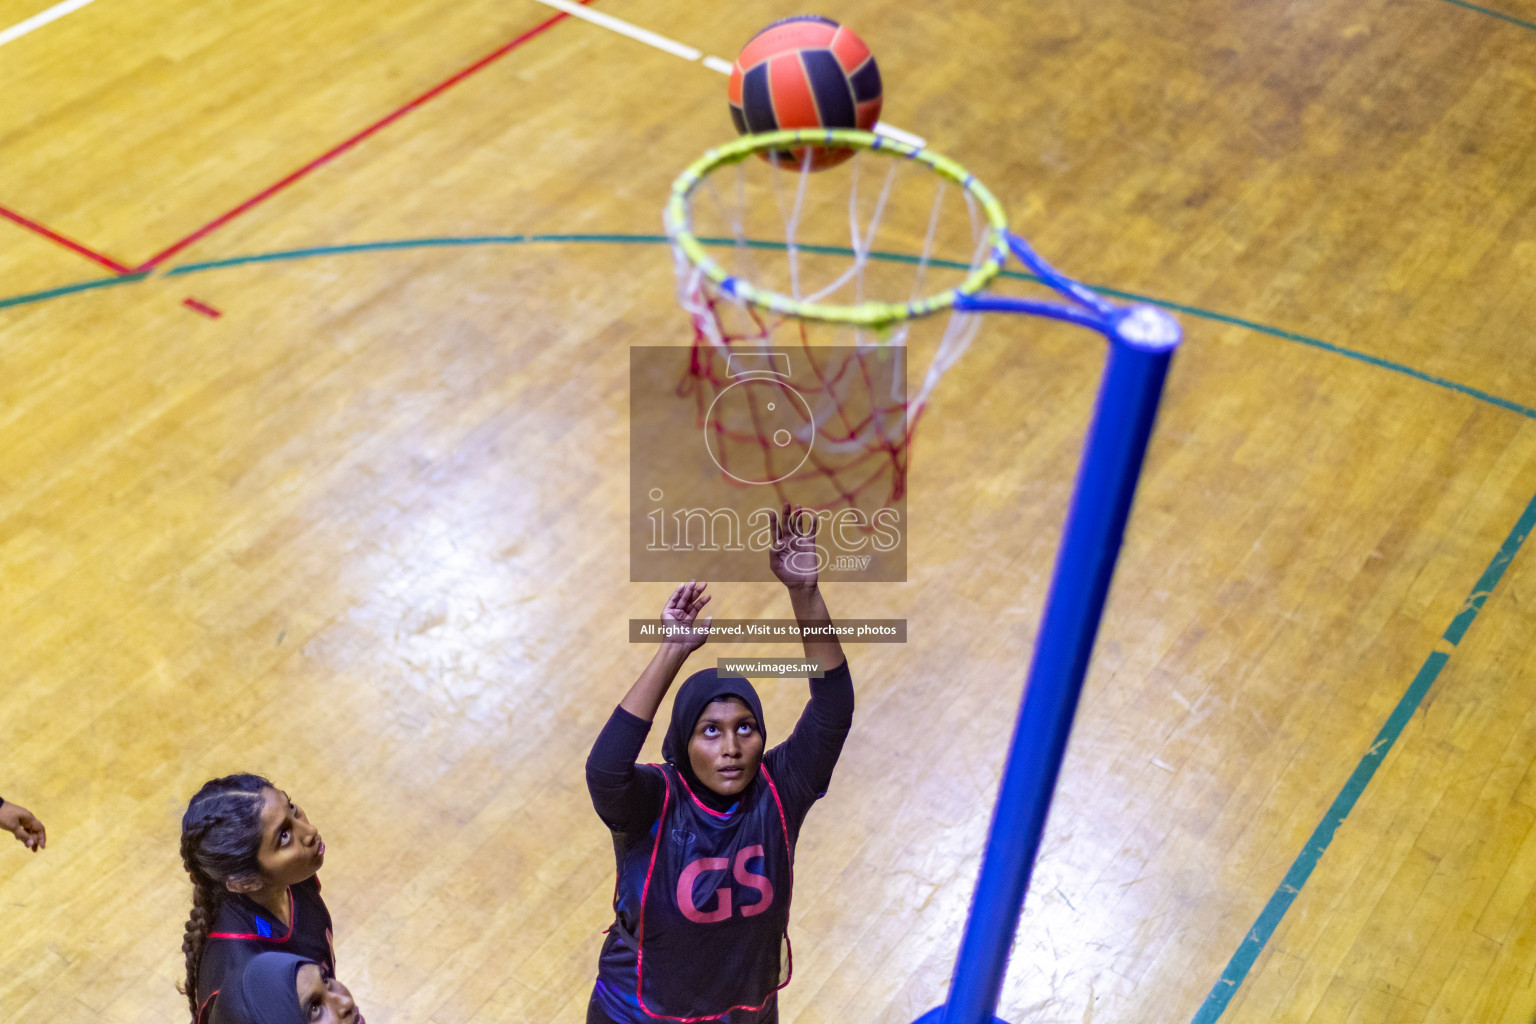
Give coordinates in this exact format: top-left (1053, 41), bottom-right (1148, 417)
top-left (770, 505), bottom-right (846, 671)
top-left (618, 581), bottom-right (713, 722)
top-left (0, 797), bottom-right (46, 852)
top-left (589, 584), bottom-right (712, 831)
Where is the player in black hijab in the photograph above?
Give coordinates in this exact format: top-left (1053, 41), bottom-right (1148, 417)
top-left (659, 666), bottom-right (771, 813)
top-left (208, 953), bottom-right (363, 1024)
top-left (585, 504), bottom-right (856, 1024)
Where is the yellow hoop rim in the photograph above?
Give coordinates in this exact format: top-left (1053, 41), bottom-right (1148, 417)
top-left (665, 129), bottom-right (1011, 328)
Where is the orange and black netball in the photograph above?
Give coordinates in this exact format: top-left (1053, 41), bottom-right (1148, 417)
top-left (727, 15), bottom-right (882, 170)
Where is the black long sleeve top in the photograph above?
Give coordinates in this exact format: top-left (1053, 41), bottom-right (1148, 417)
top-left (586, 661), bottom-right (855, 845)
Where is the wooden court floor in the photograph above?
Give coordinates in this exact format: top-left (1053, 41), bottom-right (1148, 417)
top-left (2, 0), bottom-right (1535, 1022)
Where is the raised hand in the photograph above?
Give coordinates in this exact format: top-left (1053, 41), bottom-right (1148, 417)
top-left (661, 580), bottom-right (713, 653)
top-left (769, 503), bottom-right (820, 591)
top-left (0, 801), bottom-right (46, 852)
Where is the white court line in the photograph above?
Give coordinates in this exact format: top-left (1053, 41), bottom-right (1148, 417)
top-left (868, 121), bottom-right (926, 148)
top-left (0, 0), bottom-right (101, 48)
top-left (530, 0), bottom-right (700, 61)
top-left (531, 0), bottom-right (926, 148)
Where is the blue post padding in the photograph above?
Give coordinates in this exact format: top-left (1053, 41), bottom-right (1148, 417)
top-left (939, 324), bottom-right (1176, 1024)
top-left (911, 1007), bottom-right (1010, 1024)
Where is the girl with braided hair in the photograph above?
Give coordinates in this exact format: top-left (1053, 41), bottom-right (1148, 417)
top-left (180, 774), bottom-right (335, 1024)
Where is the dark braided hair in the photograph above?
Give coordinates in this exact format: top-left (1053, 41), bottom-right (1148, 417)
top-left (178, 774), bottom-right (272, 1024)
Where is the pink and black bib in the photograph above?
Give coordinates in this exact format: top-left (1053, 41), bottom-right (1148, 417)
top-left (595, 764), bottom-right (793, 1023)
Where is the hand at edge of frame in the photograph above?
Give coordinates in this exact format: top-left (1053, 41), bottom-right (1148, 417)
top-left (0, 802), bottom-right (46, 852)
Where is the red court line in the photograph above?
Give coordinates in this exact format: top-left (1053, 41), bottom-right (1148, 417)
top-left (0, 204), bottom-right (132, 274)
top-left (131, 0), bottom-right (596, 273)
top-left (182, 297), bottom-right (223, 318)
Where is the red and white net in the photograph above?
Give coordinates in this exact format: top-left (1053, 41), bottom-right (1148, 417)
top-left (671, 147), bottom-right (993, 514)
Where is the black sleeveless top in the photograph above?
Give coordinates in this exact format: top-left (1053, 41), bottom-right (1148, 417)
top-left (587, 662), bottom-right (854, 1024)
top-left (595, 763), bottom-right (794, 1023)
top-left (195, 876), bottom-right (334, 1024)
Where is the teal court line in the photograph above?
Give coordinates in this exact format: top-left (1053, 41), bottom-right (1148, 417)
top-left (0, 272), bottom-right (148, 310)
top-left (1437, 0), bottom-right (1536, 32)
top-left (1191, 487), bottom-right (1536, 1024)
top-left (2, 232), bottom-right (1529, 422)
top-left (151, 235), bottom-right (1530, 1024)
top-left (4, 231), bottom-right (1534, 1018)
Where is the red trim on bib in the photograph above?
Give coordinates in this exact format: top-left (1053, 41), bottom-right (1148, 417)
top-left (675, 768), bottom-right (739, 819)
top-left (634, 768), bottom-right (671, 1017)
top-left (196, 990), bottom-right (219, 1024)
top-left (208, 889), bottom-right (296, 942)
top-left (633, 765), bottom-right (793, 1022)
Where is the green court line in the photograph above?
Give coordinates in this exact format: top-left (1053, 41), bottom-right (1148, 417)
top-left (1437, 0), bottom-right (1536, 32)
top-left (4, 229), bottom-right (1534, 1022)
top-left (0, 273), bottom-right (148, 310)
top-left (4, 233), bottom-right (1534, 423)
top-left (159, 234), bottom-right (670, 273)
top-left (1091, 290), bottom-right (1536, 422)
top-left (1191, 487), bottom-right (1536, 1024)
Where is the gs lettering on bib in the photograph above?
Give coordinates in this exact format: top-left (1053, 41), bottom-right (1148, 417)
top-left (674, 844), bottom-right (776, 923)
top-left (634, 763), bottom-right (793, 1021)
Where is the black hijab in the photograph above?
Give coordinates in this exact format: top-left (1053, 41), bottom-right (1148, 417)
top-left (661, 668), bottom-right (767, 811)
top-left (209, 952), bottom-right (310, 1024)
